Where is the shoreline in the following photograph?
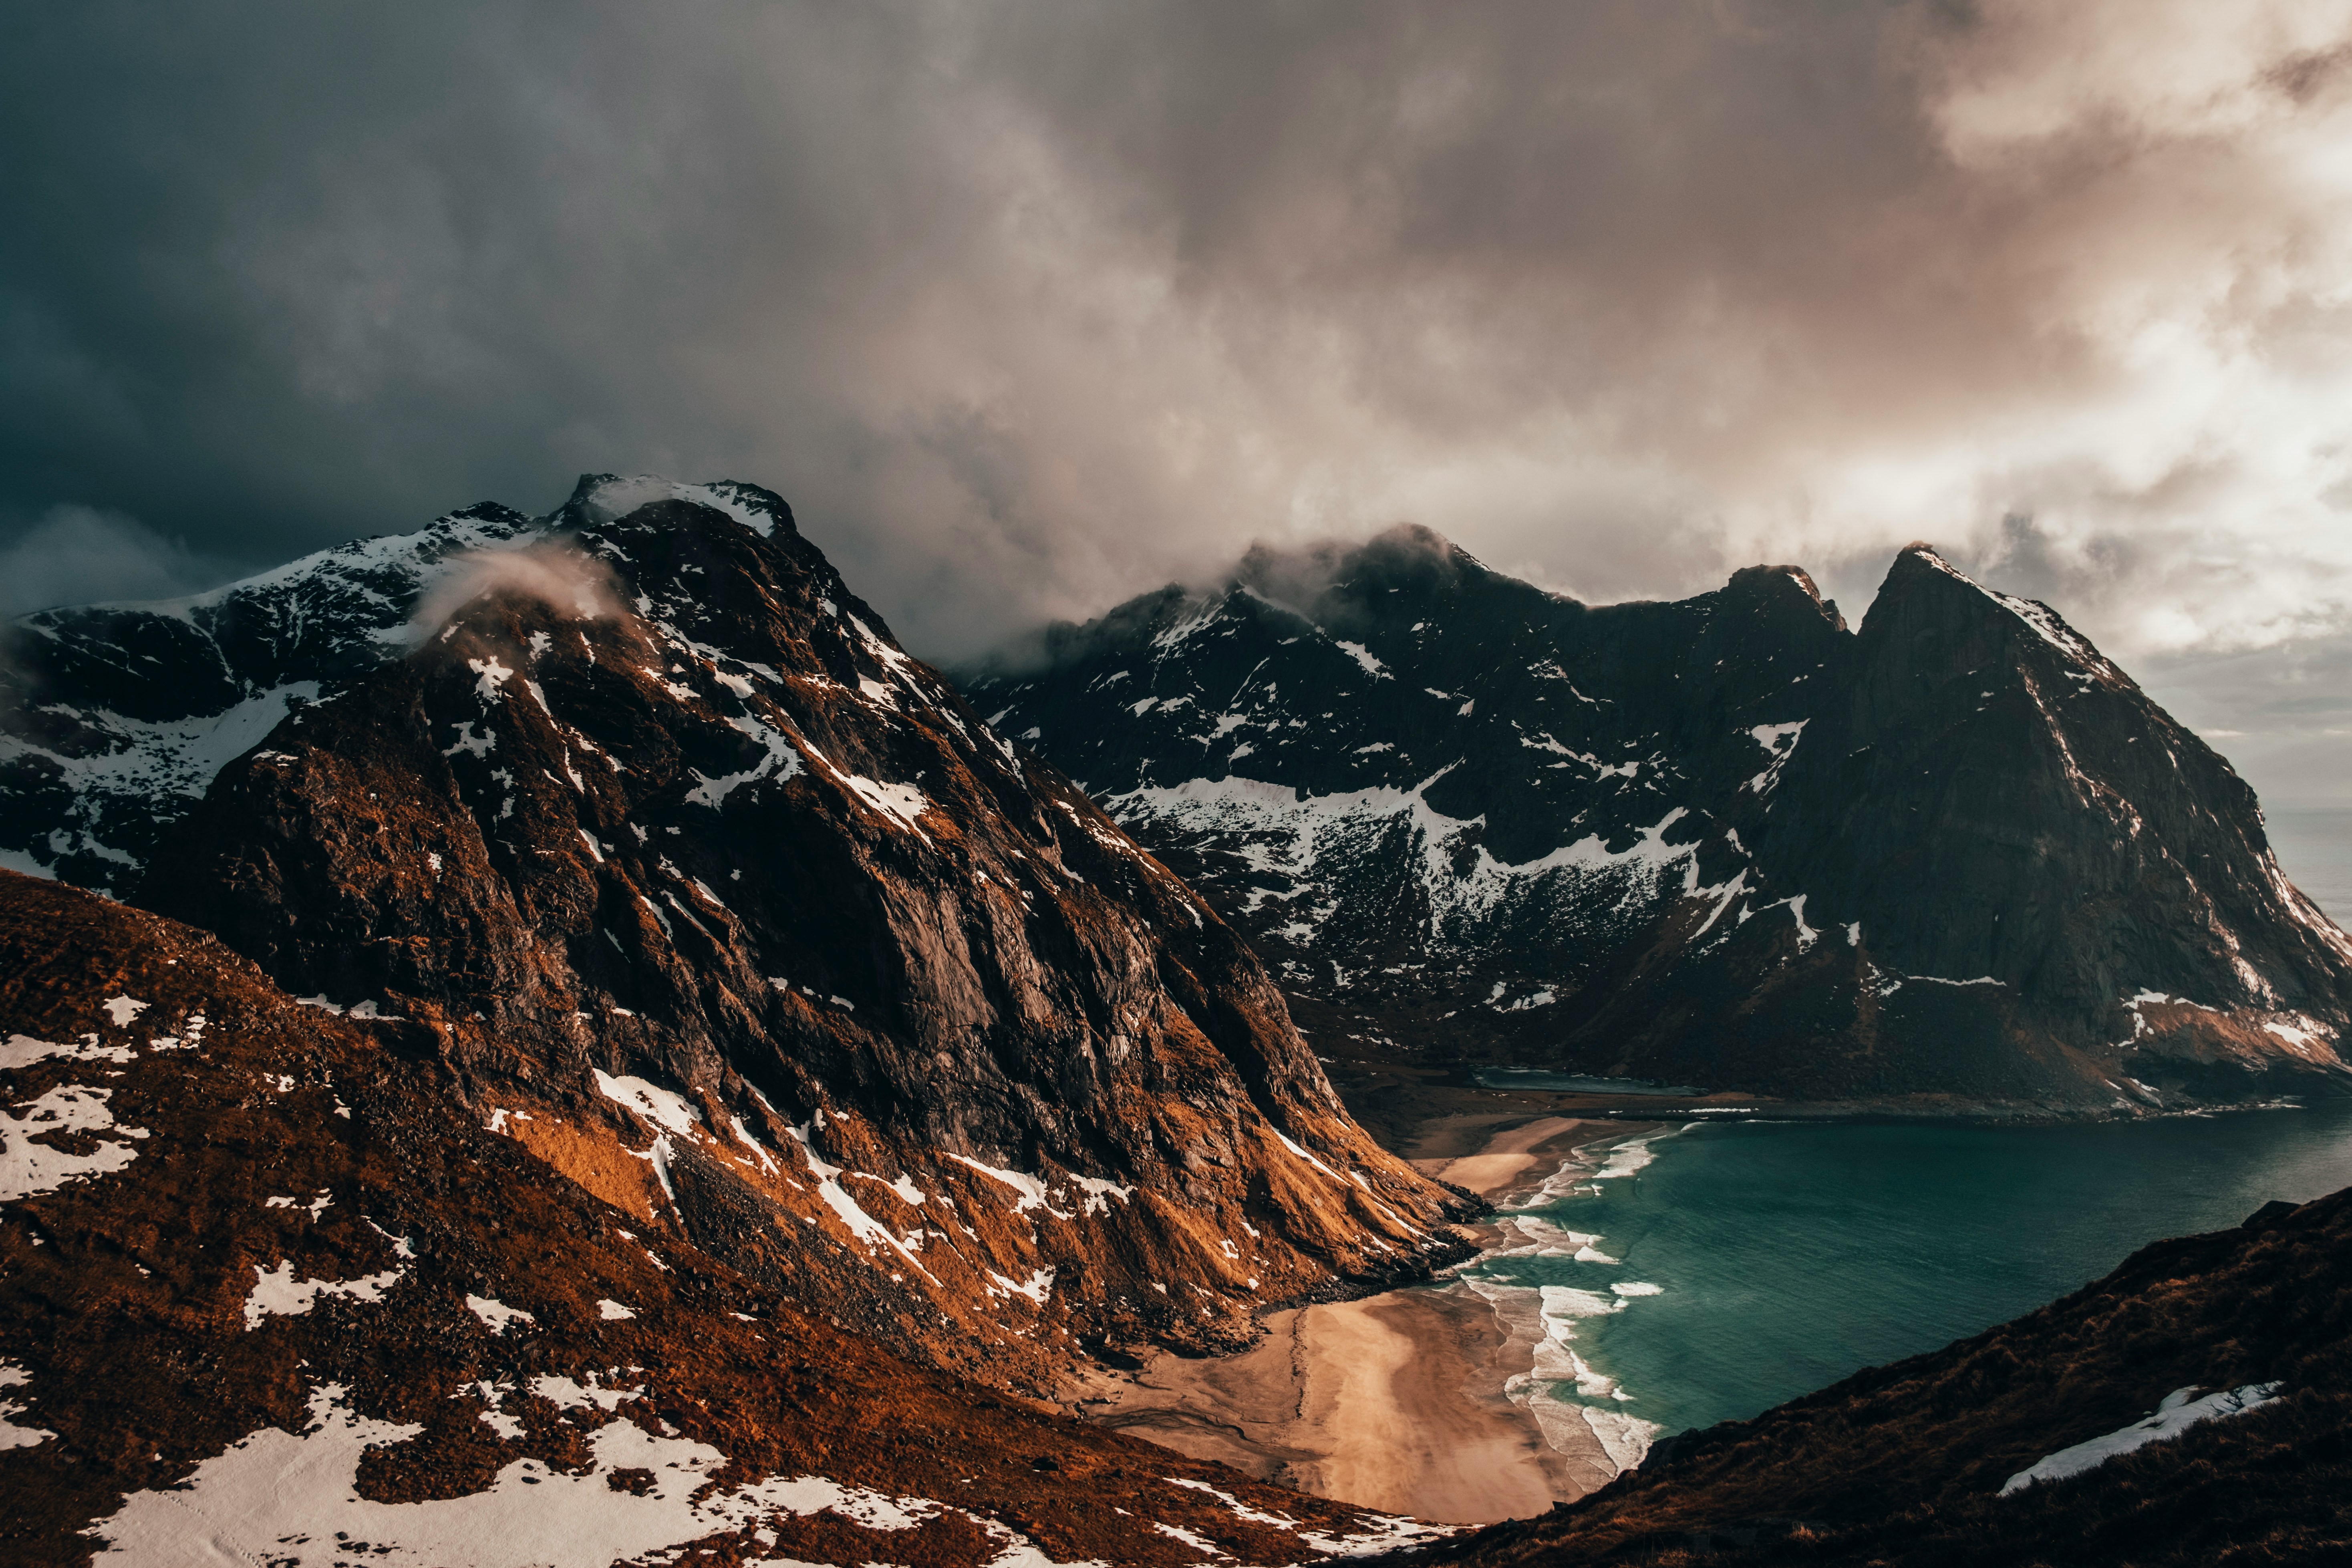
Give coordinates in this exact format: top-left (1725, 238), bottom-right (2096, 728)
top-left (1062, 1113), bottom-right (1660, 1525)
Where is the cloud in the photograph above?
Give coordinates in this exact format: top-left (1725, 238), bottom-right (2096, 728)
top-left (409, 541), bottom-right (621, 638)
top-left (0, 506), bottom-right (223, 616)
top-left (2, 0), bottom-right (2350, 696)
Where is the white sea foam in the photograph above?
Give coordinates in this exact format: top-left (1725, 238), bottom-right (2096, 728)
top-left (1459, 1122), bottom-right (1690, 1476)
top-left (1592, 1139), bottom-right (1656, 1180)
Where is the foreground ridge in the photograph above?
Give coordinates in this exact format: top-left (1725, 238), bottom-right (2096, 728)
top-left (0, 870), bottom-right (1451, 1566)
top-left (1403, 1188), bottom-right (2352, 1565)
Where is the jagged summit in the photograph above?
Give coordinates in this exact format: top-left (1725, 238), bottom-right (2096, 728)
top-left (974, 530), bottom-right (2352, 1112)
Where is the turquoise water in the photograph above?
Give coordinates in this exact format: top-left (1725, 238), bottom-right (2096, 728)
top-left (1460, 1102), bottom-right (2352, 1439)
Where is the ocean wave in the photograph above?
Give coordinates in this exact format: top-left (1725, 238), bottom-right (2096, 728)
top-left (1593, 1138), bottom-right (1655, 1180)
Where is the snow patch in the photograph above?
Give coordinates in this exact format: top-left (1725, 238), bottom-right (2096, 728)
top-left (87, 1382), bottom-right (970, 1567)
top-left (2002, 1383), bottom-right (2282, 1495)
top-left (244, 1258), bottom-right (404, 1329)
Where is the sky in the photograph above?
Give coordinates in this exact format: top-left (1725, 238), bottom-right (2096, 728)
top-left (5, 2), bottom-right (2352, 803)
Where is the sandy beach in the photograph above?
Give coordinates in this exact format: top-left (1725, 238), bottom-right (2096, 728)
top-left (1067, 1112), bottom-right (1653, 1524)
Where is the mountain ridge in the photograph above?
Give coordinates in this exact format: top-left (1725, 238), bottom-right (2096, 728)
top-left (970, 526), bottom-right (2352, 1113)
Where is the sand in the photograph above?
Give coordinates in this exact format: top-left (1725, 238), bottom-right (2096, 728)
top-left (1411, 1113), bottom-right (1599, 1204)
top-left (1069, 1113), bottom-right (1643, 1525)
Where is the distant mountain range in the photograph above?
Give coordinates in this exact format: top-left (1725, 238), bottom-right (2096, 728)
top-left (970, 527), bottom-right (2352, 1112)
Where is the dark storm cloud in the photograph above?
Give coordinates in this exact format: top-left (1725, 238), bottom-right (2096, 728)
top-left (6, 2), bottom-right (2352, 799)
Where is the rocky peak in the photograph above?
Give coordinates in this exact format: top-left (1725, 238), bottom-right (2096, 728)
top-left (112, 479), bottom-right (1473, 1389)
top-left (981, 531), bottom-right (2352, 1113)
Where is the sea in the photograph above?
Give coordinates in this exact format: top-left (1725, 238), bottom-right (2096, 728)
top-left (1450, 1099), bottom-right (2352, 1457)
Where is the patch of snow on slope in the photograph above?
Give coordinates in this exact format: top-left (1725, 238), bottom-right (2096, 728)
top-left (1104, 772), bottom-right (1701, 944)
top-left (465, 1296), bottom-right (536, 1335)
top-left (2001, 1383), bottom-right (2282, 1495)
top-left (0, 1083), bottom-right (148, 1200)
top-left (244, 1259), bottom-right (404, 1329)
top-left (1, 1033), bottom-right (133, 1069)
top-left (947, 1154), bottom-right (1072, 1219)
top-left (843, 775), bottom-right (930, 837)
top-left (582, 475), bottom-right (777, 539)
top-left (0, 1362), bottom-right (53, 1449)
top-left (0, 682), bottom-right (330, 878)
top-left (1334, 641), bottom-right (1389, 678)
top-left (592, 1070), bottom-right (701, 1137)
top-left (87, 1382), bottom-right (962, 1566)
top-left (793, 1126), bottom-right (937, 1278)
top-left (684, 715), bottom-right (803, 808)
top-left (987, 1267), bottom-right (1056, 1305)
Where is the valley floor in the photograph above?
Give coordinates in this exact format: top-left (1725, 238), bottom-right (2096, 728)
top-left (1062, 1109), bottom-right (1647, 1524)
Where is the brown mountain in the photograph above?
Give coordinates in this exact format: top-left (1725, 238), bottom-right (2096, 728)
top-left (112, 477), bottom-right (1476, 1395)
top-left (0, 868), bottom-right (1451, 1566)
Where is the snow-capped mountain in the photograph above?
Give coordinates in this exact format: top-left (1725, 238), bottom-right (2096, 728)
top-left (4, 477), bottom-right (1475, 1399)
top-left (968, 527), bottom-right (2352, 1111)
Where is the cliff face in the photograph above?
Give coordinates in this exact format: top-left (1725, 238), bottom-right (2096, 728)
top-left (0, 869), bottom-right (1444, 1567)
top-left (971, 530), bottom-right (2352, 1111)
top-left (7, 476), bottom-right (1474, 1396)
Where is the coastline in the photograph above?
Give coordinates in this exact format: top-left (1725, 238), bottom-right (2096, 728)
top-left (1063, 1111), bottom-right (1660, 1524)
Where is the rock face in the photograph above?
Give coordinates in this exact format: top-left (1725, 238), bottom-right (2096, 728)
top-left (6, 476), bottom-right (1475, 1397)
top-left (0, 869), bottom-right (1447, 1567)
top-left (969, 528), bottom-right (2352, 1111)
top-left (1416, 1185), bottom-right (2352, 1567)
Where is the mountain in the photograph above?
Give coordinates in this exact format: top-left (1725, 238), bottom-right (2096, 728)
top-left (968, 528), bottom-right (2352, 1113)
top-left (1, 501), bottom-right (537, 890)
top-left (0, 867), bottom-right (1446, 1566)
top-left (1412, 1190), bottom-right (2352, 1566)
top-left (3, 476), bottom-right (1477, 1401)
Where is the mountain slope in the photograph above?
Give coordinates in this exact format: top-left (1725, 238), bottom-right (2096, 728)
top-left (1407, 1188), bottom-right (2352, 1566)
top-left (6, 476), bottom-right (1477, 1397)
top-left (969, 529), bottom-right (2352, 1111)
top-left (0, 868), bottom-right (1447, 1567)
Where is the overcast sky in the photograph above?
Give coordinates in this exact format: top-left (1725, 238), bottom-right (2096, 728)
top-left (6, 2), bottom-right (2352, 808)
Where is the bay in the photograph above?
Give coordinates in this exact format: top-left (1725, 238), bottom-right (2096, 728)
top-left (1463, 1101), bottom-right (2352, 1441)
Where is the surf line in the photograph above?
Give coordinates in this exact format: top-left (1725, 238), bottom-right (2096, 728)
top-left (1438, 1123), bottom-right (1689, 1485)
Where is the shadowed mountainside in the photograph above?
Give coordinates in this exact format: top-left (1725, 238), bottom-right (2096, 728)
top-left (972, 530), bottom-right (2352, 1113)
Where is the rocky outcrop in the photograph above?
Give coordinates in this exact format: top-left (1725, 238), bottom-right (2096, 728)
top-left (99, 477), bottom-right (1472, 1392)
top-left (970, 529), bottom-right (2352, 1111)
top-left (0, 869), bottom-right (1446, 1566)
